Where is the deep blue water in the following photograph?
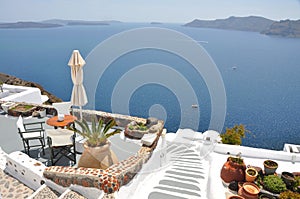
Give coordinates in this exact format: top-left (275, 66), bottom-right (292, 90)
top-left (0, 23), bottom-right (300, 150)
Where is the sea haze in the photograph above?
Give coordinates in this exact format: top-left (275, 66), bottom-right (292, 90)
top-left (0, 23), bottom-right (299, 150)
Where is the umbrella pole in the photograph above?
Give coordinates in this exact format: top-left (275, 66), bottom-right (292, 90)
top-left (80, 106), bottom-right (83, 121)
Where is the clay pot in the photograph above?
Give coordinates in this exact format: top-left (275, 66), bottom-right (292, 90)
top-left (228, 195), bottom-right (245, 199)
top-left (221, 157), bottom-right (246, 183)
top-left (263, 160), bottom-right (278, 175)
top-left (281, 171), bottom-right (295, 189)
top-left (245, 167), bottom-right (258, 182)
top-left (78, 141), bottom-right (118, 169)
top-left (238, 182), bottom-right (260, 199)
top-left (258, 193), bottom-right (276, 199)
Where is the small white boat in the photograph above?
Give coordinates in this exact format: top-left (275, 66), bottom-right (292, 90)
top-left (192, 104), bottom-right (198, 108)
top-left (232, 66), bottom-right (237, 70)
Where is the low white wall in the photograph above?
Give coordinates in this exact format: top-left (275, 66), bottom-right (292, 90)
top-left (214, 143), bottom-right (300, 163)
top-left (5, 151), bottom-right (46, 190)
top-left (1, 84), bottom-right (45, 104)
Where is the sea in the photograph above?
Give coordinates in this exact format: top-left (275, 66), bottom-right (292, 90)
top-left (0, 23), bottom-right (300, 150)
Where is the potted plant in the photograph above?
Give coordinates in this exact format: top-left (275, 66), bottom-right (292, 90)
top-left (245, 167), bottom-right (258, 182)
top-left (293, 175), bottom-right (300, 193)
top-left (259, 193), bottom-right (276, 199)
top-left (72, 117), bottom-right (121, 169)
top-left (263, 175), bottom-right (287, 194)
top-left (220, 124), bottom-right (250, 145)
top-left (263, 160), bottom-right (278, 175)
top-left (221, 153), bottom-right (246, 183)
top-left (125, 121), bottom-right (149, 139)
top-left (279, 190), bottom-right (300, 199)
top-left (8, 104), bottom-right (36, 117)
top-left (238, 182), bottom-right (260, 199)
top-left (281, 172), bottom-right (295, 189)
top-left (227, 195), bottom-right (245, 199)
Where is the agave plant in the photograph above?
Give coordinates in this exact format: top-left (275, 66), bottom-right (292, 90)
top-left (72, 117), bottom-right (121, 147)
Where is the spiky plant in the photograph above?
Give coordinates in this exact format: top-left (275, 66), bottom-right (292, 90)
top-left (72, 117), bottom-right (120, 147)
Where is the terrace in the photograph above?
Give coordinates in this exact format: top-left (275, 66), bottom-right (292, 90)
top-left (0, 85), bottom-right (300, 198)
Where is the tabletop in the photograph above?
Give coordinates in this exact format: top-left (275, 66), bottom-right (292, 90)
top-left (46, 115), bottom-right (77, 128)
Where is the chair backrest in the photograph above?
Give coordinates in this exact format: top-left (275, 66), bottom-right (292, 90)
top-left (52, 101), bottom-right (72, 115)
top-left (16, 116), bottom-right (25, 132)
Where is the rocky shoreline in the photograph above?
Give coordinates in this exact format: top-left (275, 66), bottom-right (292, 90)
top-left (0, 73), bottom-right (62, 104)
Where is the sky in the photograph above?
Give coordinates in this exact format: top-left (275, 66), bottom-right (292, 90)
top-left (0, 0), bottom-right (300, 23)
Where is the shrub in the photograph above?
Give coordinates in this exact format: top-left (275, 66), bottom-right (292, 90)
top-left (220, 124), bottom-right (250, 145)
top-left (263, 175), bottom-right (287, 194)
top-left (279, 190), bottom-right (300, 199)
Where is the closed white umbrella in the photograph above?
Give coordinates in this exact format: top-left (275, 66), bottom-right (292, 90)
top-left (68, 50), bottom-right (88, 120)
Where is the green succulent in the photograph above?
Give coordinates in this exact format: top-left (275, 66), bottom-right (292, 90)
top-left (128, 122), bottom-right (148, 131)
top-left (263, 175), bottom-right (287, 194)
top-left (72, 117), bottom-right (120, 147)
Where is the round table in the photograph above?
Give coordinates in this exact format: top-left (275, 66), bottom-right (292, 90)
top-left (46, 115), bottom-right (77, 128)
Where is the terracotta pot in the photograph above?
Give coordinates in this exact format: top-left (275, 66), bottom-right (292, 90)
top-left (258, 193), bottom-right (276, 199)
top-left (78, 141), bottom-right (118, 169)
top-left (245, 167), bottom-right (258, 182)
top-left (238, 182), bottom-right (260, 199)
top-left (281, 171), bottom-right (295, 188)
top-left (228, 195), bottom-right (245, 199)
top-left (221, 157), bottom-right (246, 183)
top-left (263, 160), bottom-right (278, 175)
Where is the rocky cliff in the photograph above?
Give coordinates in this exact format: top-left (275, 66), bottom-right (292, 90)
top-left (184, 16), bottom-right (274, 32)
top-left (0, 73), bottom-right (62, 104)
top-left (184, 16), bottom-right (300, 38)
top-left (262, 19), bottom-right (300, 38)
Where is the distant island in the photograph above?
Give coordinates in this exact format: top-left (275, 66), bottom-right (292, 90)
top-left (0, 19), bottom-right (122, 29)
top-left (184, 16), bottom-right (300, 38)
top-left (150, 22), bottom-right (163, 25)
top-left (41, 19), bottom-right (122, 26)
top-left (0, 22), bottom-right (62, 29)
top-left (1, 17), bottom-right (300, 38)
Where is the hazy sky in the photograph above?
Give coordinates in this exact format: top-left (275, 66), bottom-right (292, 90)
top-left (1, 0), bottom-right (300, 23)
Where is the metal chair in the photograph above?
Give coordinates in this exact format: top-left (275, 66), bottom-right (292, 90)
top-left (46, 128), bottom-right (76, 166)
top-left (16, 116), bottom-right (46, 156)
top-left (52, 101), bottom-right (72, 115)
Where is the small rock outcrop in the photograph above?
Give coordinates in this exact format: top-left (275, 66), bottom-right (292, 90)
top-left (0, 73), bottom-right (62, 104)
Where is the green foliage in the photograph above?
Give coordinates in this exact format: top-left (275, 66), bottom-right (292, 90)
top-left (11, 104), bottom-right (34, 111)
top-left (229, 153), bottom-right (244, 165)
top-left (279, 190), bottom-right (300, 199)
top-left (0, 80), bottom-right (3, 92)
top-left (72, 117), bottom-right (120, 147)
top-left (220, 124), bottom-right (250, 145)
top-left (263, 175), bottom-right (287, 194)
top-left (264, 160), bottom-right (278, 168)
top-left (128, 122), bottom-right (148, 131)
top-left (293, 176), bottom-right (300, 192)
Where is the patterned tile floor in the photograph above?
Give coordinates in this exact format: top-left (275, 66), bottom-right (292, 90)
top-left (0, 169), bottom-right (34, 199)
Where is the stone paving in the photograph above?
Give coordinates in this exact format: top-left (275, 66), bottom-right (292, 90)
top-left (0, 169), bottom-right (34, 199)
top-left (32, 186), bottom-right (59, 199)
top-left (61, 190), bottom-right (87, 199)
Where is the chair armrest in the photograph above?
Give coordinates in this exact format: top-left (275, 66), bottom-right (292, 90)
top-left (24, 121), bottom-right (45, 126)
top-left (22, 129), bottom-right (44, 133)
